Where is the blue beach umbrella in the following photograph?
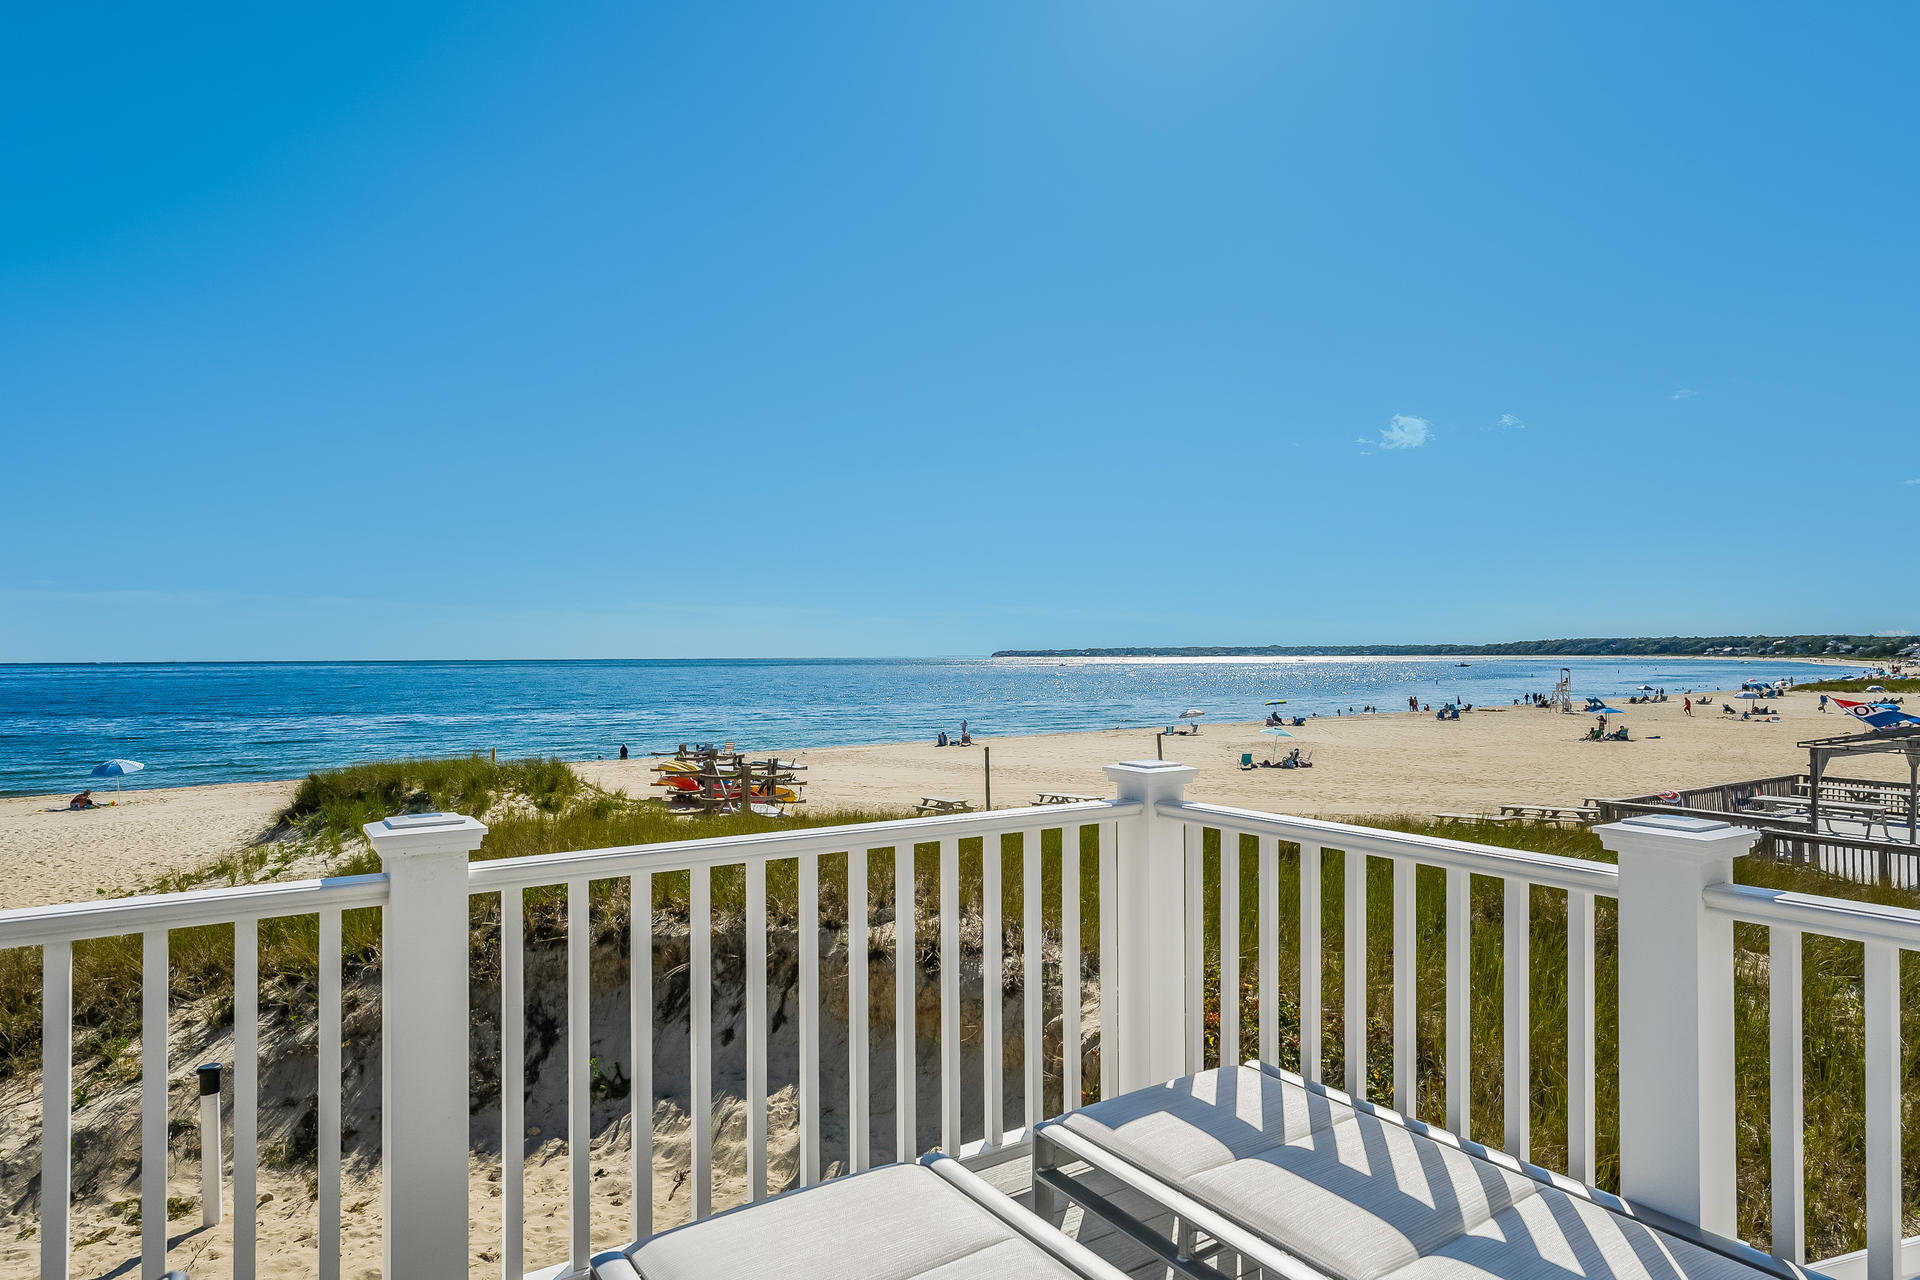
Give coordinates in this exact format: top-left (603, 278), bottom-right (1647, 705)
top-left (1590, 706), bottom-right (1625, 716)
top-left (90, 758), bottom-right (144, 795)
top-left (1260, 727), bottom-right (1294, 737)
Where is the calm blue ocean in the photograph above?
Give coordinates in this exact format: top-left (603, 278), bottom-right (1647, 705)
top-left (0, 656), bottom-right (1853, 796)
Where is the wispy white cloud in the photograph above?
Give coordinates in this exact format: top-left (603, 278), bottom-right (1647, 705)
top-left (1671, 388), bottom-right (1698, 400)
top-left (1906, 476), bottom-right (1920, 486)
top-left (1373, 414), bottom-right (1431, 451)
top-left (1491, 413), bottom-right (1526, 430)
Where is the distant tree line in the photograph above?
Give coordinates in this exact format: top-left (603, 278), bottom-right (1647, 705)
top-left (991, 634), bottom-right (1916, 660)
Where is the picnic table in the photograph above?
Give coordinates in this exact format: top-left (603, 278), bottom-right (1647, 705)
top-left (1753, 795), bottom-right (1886, 831)
top-left (1035, 791), bottom-right (1101, 806)
top-left (915, 796), bottom-right (975, 816)
top-left (1498, 803), bottom-right (1600, 825)
top-left (1433, 812), bottom-right (1517, 826)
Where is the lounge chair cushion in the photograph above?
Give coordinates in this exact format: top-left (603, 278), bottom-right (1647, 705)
top-left (1058, 1066), bottom-right (1783, 1280)
top-left (1060, 1066), bottom-right (1540, 1280)
top-left (623, 1162), bottom-right (1080, 1280)
top-left (1388, 1185), bottom-right (1764, 1280)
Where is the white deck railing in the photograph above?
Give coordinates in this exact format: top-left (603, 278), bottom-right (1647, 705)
top-left (3, 760), bottom-right (1914, 1280)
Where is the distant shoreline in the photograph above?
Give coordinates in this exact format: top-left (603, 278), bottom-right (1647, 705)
top-left (992, 637), bottom-right (1908, 660)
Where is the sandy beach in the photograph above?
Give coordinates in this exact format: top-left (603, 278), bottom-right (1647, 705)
top-left (2, 680), bottom-right (1903, 911)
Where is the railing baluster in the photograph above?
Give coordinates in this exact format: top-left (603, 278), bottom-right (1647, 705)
top-left (1258, 835), bottom-right (1279, 1067)
top-left (983, 834), bottom-right (1004, 1143)
top-left (142, 928), bottom-right (167, 1279)
top-left (1344, 849), bottom-right (1366, 1099)
top-left (234, 922), bottom-right (258, 1280)
top-left (1098, 821), bottom-right (1117, 1101)
top-left (1567, 890), bottom-right (1595, 1185)
top-left (502, 890), bottom-right (525, 1279)
top-left (799, 855), bottom-right (820, 1186)
top-left (1024, 828), bottom-right (1045, 1128)
top-left (734, 860), bottom-right (763, 1199)
top-left (318, 907), bottom-right (343, 1280)
top-left (1061, 827), bottom-right (1082, 1111)
top-left (940, 838), bottom-right (962, 1149)
top-left (1220, 833), bottom-right (1241, 1068)
top-left (1863, 939), bottom-right (1900, 1280)
top-left (632, 871), bottom-right (656, 1232)
top-left (847, 849), bottom-right (870, 1173)
top-left (893, 844), bottom-right (916, 1158)
top-left (41, 939), bottom-right (71, 1280)
top-left (1502, 878), bottom-right (1529, 1161)
top-left (568, 880), bottom-right (594, 1262)
top-left (1184, 824), bottom-right (1203, 1072)
top-left (1393, 857), bottom-right (1415, 1114)
top-left (692, 866), bottom-right (716, 1212)
top-left (1301, 844), bottom-right (1322, 1084)
top-left (1768, 925), bottom-right (1803, 1263)
top-left (1445, 867), bottom-right (1470, 1138)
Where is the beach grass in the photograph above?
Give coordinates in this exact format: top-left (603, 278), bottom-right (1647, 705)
top-left (1797, 677), bottom-right (1920, 694)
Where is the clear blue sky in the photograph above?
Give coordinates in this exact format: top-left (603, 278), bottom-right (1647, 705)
top-left (3, 2), bottom-right (1914, 660)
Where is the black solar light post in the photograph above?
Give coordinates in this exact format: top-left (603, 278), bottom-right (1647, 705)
top-left (197, 1063), bottom-right (223, 1226)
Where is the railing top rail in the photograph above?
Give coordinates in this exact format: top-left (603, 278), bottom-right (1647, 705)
top-left (1702, 882), bottom-right (1920, 950)
top-left (466, 799), bottom-right (1139, 893)
top-left (1160, 798), bottom-right (1621, 895)
top-left (0, 873), bottom-right (391, 950)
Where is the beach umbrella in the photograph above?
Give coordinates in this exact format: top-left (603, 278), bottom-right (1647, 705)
top-left (1735, 691), bottom-right (1764, 700)
top-left (1590, 706), bottom-right (1625, 716)
top-left (1867, 685), bottom-right (1887, 693)
top-left (1637, 685), bottom-right (1655, 691)
top-left (90, 758), bottom-right (144, 795)
top-left (1260, 727), bottom-right (1294, 737)
top-left (1264, 700), bottom-right (1288, 706)
top-left (1179, 709), bottom-right (1205, 719)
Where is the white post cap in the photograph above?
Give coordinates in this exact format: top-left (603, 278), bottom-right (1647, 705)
top-left (1103, 759), bottom-right (1198, 802)
top-left (1597, 814), bottom-right (1758, 858)
top-left (362, 812), bottom-right (488, 857)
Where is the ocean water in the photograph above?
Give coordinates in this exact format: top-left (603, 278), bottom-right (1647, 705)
top-left (0, 656), bottom-right (1853, 796)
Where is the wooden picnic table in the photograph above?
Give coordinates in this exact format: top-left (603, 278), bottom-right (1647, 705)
top-left (1498, 803), bottom-right (1600, 824)
top-left (1434, 812), bottom-right (1517, 826)
top-left (1035, 791), bottom-right (1101, 806)
top-left (915, 796), bottom-right (975, 816)
top-left (1754, 794), bottom-right (1886, 833)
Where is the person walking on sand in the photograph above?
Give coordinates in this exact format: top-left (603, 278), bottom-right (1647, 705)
top-left (1683, 697), bottom-right (1692, 717)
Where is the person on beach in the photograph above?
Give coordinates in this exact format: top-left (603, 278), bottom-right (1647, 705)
top-left (1683, 696), bottom-right (1692, 716)
top-left (619, 744), bottom-right (629, 760)
top-left (68, 790), bottom-right (94, 810)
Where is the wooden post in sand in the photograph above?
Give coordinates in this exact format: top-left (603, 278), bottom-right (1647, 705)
top-left (983, 746), bottom-right (992, 810)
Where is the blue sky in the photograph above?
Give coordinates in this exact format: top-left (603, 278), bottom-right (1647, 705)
top-left (3, 2), bottom-right (1915, 660)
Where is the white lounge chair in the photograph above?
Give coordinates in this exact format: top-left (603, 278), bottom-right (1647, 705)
top-left (1035, 1062), bottom-right (1798, 1280)
top-left (591, 1153), bottom-right (1129, 1280)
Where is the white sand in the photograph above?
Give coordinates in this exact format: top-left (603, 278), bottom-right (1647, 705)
top-left (582, 687), bottom-right (1905, 823)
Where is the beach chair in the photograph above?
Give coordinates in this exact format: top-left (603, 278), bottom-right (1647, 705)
top-left (1034, 1063), bottom-right (1796, 1280)
top-left (590, 1154), bottom-right (1127, 1280)
top-left (1240, 753), bottom-right (1254, 770)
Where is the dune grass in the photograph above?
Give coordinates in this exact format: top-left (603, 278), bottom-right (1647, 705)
top-left (1797, 677), bottom-right (1920, 694)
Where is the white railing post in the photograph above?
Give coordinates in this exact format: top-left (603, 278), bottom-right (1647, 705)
top-left (1103, 760), bottom-right (1199, 1093)
top-left (1599, 813), bottom-right (1756, 1235)
top-left (364, 813), bottom-right (488, 1280)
